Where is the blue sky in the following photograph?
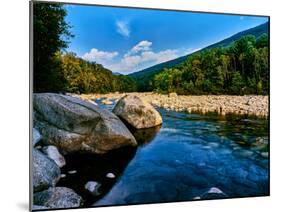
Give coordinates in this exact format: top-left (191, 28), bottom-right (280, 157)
top-left (64, 4), bottom-right (268, 74)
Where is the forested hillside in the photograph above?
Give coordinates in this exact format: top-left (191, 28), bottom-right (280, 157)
top-left (130, 22), bottom-right (269, 93)
top-left (152, 34), bottom-right (269, 95)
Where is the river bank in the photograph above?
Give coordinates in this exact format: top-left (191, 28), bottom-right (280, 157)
top-left (71, 92), bottom-right (268, 118)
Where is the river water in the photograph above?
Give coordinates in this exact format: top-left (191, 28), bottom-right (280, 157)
top-left (57, 99), bottom-right (269, 207)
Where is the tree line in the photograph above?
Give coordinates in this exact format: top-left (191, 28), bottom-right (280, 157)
top-left (33, 3), bottom-right (136, 94)
top-left (153, 34), bottom-right (269, 95)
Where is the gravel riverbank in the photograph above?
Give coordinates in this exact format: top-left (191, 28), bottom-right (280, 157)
top-left (71, 92), bottom-right (268, 118)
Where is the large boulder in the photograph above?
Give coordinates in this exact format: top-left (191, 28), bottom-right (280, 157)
top-left (113, 95), bottom-right (163, 129)
top-left (33, 187), bottom-right (82, 209)
top-left (33, 93), bottom-right (137, 154)
top-left (33, 148), bottom-right (61, 192)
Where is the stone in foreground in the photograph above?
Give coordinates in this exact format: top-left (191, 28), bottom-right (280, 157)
top-left (33, 187), bottom-right (82, 209)
top-left (32, 128), bottom-right (41, 146)
top-left (33, 148), bottom-right (61, 192)
top-left (42, 145), bottom-right (66, 168)
top-left (33, 93), bottom-right (137, 154)
top-left (84, 181), bottom-right (101, 196)
top-left (113, 95), bottom-right (162, 129)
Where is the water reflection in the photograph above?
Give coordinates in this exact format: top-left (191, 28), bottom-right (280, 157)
top-left (57, 146), bottom-right (137, 207)
top-left (131, 125), bottom-right (162, 146)
top-left (94, 108), bottom-right (268, 206)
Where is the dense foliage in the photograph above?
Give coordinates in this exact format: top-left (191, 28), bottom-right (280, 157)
top-left (152, 34), bottom-right (269, 95)
top-left (33, 3), bottom-right (73, 92)
top-left (57, 52), bottom-right (136, 93)
top-left (33, 3), bottom-right (136, 94)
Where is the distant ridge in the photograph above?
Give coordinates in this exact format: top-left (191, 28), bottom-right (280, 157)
top-left (129, 22), bottom-right (268, 90)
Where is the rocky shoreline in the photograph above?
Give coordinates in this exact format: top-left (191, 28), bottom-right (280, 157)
top-left (32, 93), bottom-right (163, 209)
top-left (74, 92), bottom-right (268, 118)
top-left (32, 92), bottom-right (268, 209)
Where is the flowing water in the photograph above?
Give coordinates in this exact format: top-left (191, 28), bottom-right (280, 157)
top-left (57, 99), bottom-right (269, 207)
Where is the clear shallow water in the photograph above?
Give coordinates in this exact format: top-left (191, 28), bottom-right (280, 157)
top-left (58, 99), bottom-right (269, 207)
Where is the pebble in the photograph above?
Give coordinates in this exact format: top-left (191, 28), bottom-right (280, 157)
top-left (261, 152), bottom-right (269, 158)
top-left (106, 172), bottom-right (115, 179)
top-left (193, 196), bottom-right (201, 200)
top-left (84, 181), bottom-right (101, 196)
top-left (101, 99), bottom-right (113, 105)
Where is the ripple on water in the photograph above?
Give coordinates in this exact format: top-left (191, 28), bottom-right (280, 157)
top-left (61, 105), bottom-right (269, 206)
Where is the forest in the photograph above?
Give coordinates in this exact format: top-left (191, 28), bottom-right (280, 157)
top-left (152, 34), bottom-right (269, 95)
top-left (33, 3), bottom-right (136, 94)
top-left (33, 3), bottom-right (269, 95)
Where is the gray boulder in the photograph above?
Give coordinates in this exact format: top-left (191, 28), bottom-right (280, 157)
top-left (32, 128), bottom-right (41, 146)
top-left (33, 187), bottom-right (82, 209)
top-left (42, 145), bottom-right (66, 168)
top-left (113, 95), bottom-right (163, 129)
top-left (33, 93), bottom-right (137, 154)
top-left (33, 149), bottom-right (61, 192)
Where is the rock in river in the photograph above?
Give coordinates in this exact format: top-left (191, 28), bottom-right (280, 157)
top-left (33, 93), bottom-right (137, 154)
top-left (32, 128), bottom-right (41, 146)
top-left (42, 145), bottom-right (66, 168)
top-left (200, 187), bottom-right (227, 199)
top-left (113, 95), bottom-right (162, 129)
top-left (84, 181), bottom-right (101, 196)
top-left (33, 148), bottom-right (61, 192)
top-left (33, 187), bottom-right (82, 209)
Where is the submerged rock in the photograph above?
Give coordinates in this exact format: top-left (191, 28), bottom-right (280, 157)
top-left (68, 170), bottom-right (77, 174)
top-left (113, 95), bottom-right (162, 129)
top-left (200, 187), bottom-right (227, 199)
top-left (106, 173), bottom-right (115, 179)
top-left (32, 128), bottom-right (41, 146)
top-left (33, 149), bottom-right (61, 192)
top-left (42, 145), bottom-right (66, 168)
top-left (33, 187), bottom-right (82, 209)
top-left (261, 152), bottom-right (269, 158)
top-left (84, 181), bottom-right (101, 196)
top-left (33, 93), bottom-right (137, 154)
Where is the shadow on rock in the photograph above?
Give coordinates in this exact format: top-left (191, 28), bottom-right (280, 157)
top-left (131, 125), bottom-right (162, 146)
top-left (56, 146), bottom-right (137, 207)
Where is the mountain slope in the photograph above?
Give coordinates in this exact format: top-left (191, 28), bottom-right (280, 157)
top-left (129, 22), bottom-right (268, 91)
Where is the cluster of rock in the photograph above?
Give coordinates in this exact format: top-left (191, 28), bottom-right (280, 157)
top-left (80, 92), bottom-right (268, 118)
top-left (32, 93), bottom-right (162, 209)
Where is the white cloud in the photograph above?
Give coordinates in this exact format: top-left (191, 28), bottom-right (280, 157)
top-left (82, 48), bottom-right (118, 64)
top-left (128, 40), bottom-right (152, 55)
top-left (81, 40), bottom-right (193, 74)
top-left (107, 41), bottom-right (179, 73)
top-left (116, 20), bottom-right (130, 37)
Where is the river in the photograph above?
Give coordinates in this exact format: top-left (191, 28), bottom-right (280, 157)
top-left (57, 99), bottom-right (269, 207)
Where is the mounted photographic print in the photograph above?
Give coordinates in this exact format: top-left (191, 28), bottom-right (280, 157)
top-left (30, 1), bottom-right (269, 211)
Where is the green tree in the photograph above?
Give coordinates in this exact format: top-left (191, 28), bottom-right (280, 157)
top-left (33, 3), bottom-right (73, 92)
